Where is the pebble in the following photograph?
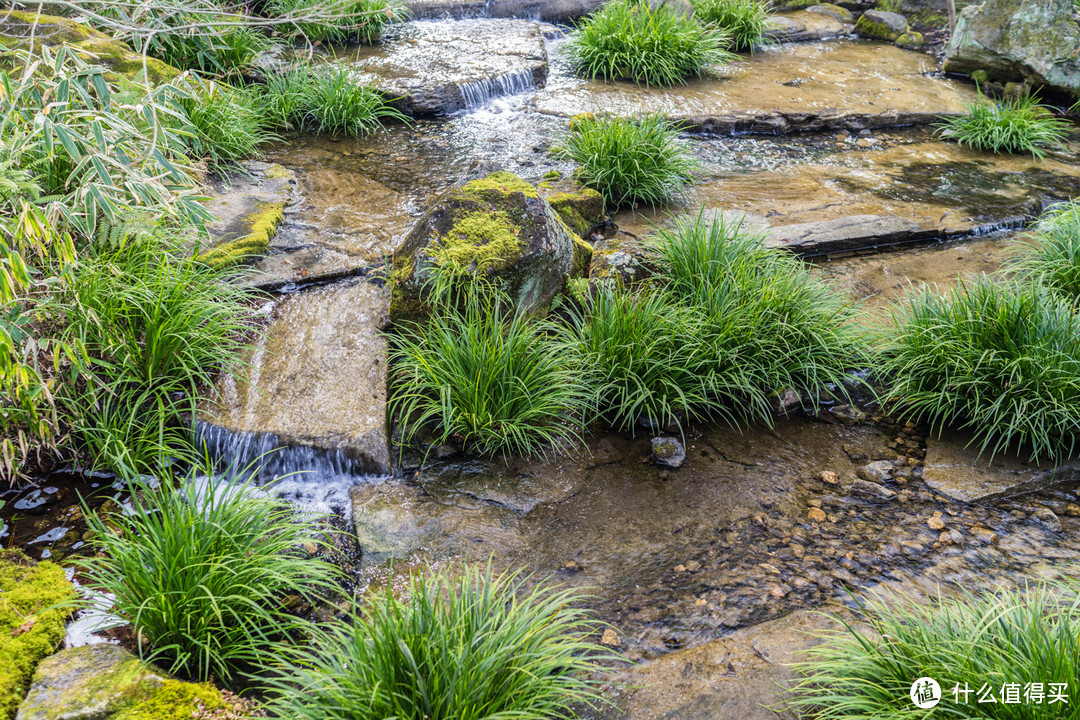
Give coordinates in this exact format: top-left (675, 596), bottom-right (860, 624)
top-left (601, 628), bottom-right (620, 647)
top-left (1032, 507), bottom-right (1062, 532)
top-left (849, 478), bottom-right (897, 501)
top-left (972, 527), bottom-right (999, 545)
top-left (927, 514), bottom-right (946, 531)
top-left (857, 460), bottom-right (894, 484)
top-left (807, 507), bottom-right (827, 522)
top-left (685, 560), bottom-right (701, 572)
top-left (819, 470), bottom-right (840, 485)
top-left (1067, 504), bottom-right (1080, 517)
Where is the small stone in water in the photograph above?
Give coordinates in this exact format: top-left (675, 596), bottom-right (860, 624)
top-left (1032, 507), bottom-right (1062, 532)
top-left (807, 507), bottom-right (827, 522)
top-left (819, 470), bottom-right (840, 485)
top-left (695, 598), bottom-right (708, 606)
top-left (857, 460), bottom-right (894, 484)
top-left (600, 628), bottom-right (620, 647)
top-left (927, 514), bottom-right (946, 531)
top-left (1066, 504), bottom-right (1080, 517)
top-left (972, 527), bottom-right (999, 545)
top-left (650, 436), bottom-right (686, 468)
top-left (685, 560), bottom-right (701, 572)
top-left (674, 564), bottom-right (687, 573)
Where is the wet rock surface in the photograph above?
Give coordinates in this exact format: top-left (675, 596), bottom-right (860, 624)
top-left (536, 40), bottom-right (976, 134)
top-left (407, 0), bottom-right (601, 22)
top-left (944, 0), bottom-right (1080, 98)
top-left (765, 8), bottom-right (852, 44)
top-left (341, 19), bottom-right (553, 116)
top-left (202, 278), bottom-right (391, 474)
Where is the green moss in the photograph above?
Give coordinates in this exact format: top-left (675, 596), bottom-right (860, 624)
top-left (0, 550), bottom-right (75, 720)
top-left (571, 236), bottom-right (593, 278)
top-left (970, 69), bottom-right (990, 85)
top-left (547, 188), bottom-right (604, 237)
top-left (854, 12), bottom-right (905, 40)
top-left (460, 171), bottom-right (539, 202)
top-left (264, 164), bottom-right (293, 180)
top-left (113, 679), bottom-right (226, 720)
top-left (808, 3), bottom-right (853, 23)
top-left (431, 211), bottom-right (523, 271)
top-left (197, 200), bottom-right (284, 268)
top-left (542, 170), bottom-right (562, 181)
top-left (895, 30), bottom-right (923, 47)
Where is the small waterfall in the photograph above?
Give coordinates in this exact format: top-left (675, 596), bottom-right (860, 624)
top-left (193, 421), bottom-right (386, 519)
top-left (458, 68), bottom-right (538, 110)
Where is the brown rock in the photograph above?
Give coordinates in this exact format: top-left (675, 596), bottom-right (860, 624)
top-left (601, 628), bottom-right (621, 647)
top-left (807, 507), bottom-right (827, 522)
top-left (819, 470), bottom-right (840, 485)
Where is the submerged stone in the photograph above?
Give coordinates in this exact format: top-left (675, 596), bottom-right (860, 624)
top-left (944, 0), bottom-right (1080, 99)
top-left (651, 437), bottom-right (686, 468)
top-left (0, 552), bottom-right (73, 720)
top-left (391, 171), bottom-right (579, 320)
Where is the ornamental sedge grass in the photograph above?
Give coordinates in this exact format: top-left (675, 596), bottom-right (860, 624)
top-left (1014, 200), bottom-right (1080, 304)
top-left (176, 81), bottom-right (276, 174)
top-left (302, 64), bottom-right (408, 136)
top-left (556, 111), bottom-right (699, 208)
top-left (936, 93), bottom-right (1072, 159)
top-left (262, 564), bottom-right (614, 720)
top-left (565, 0), bottom-right (737, 87)
top-left (268, 0), bottom-right (408, 44)
top-left (388, 280), bottom-right (586, 459)
top-left (878, 277), bottom-right (1080, 464)
top-left (789, 582), bottom-right (1080, 719)
top-left (691, 0), bottom-right (772, 52)
top-left (78, 470), bottom-right (340, 682)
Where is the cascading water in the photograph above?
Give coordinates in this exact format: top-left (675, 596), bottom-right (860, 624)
top-left (458, 68), bottom-right (538, 110)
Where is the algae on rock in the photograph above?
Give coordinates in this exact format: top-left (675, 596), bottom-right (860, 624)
top-left (0, 551), bottom-right (74, 720)
top-left (390, 171), bottom-right (582, 321)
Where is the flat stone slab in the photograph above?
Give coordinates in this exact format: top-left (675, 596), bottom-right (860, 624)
top-left (615, 130), bottom-right (1080, 248)
top-left (201, 162), bottom-right (298, 253)
top-left (765, 9), bottom-right (851, 44)
top-left (407, 0), bottom-right (599, 22)
top-left (924, 432), bottom-right (1080, 504)
top-left (203, 278), bottom-right (391, 474)
top-left (341, 19), bottom-right (552, 115)
top-left (537, 40), bottom-right (976, 133)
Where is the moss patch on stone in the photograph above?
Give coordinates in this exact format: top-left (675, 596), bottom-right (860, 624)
top-left (547, 188), bottom-right (604, 237)
top-left (113, 679), bottom-right (226, 720)
top-left (263, 164), bottom-right (293, 180)
top-left (460, 171), bottom-right (539, 202)
top-left (896, 31), bottom-right (924, 48)
top-left (198, 200), bottom-right (284, 269)
top-left (0, 550), bottom-right (74, 720)
top-left (0, 12), bottom-right (180, 84)
top-left (571, 236), bottom-right (594, 278)
top-left (854, 12), bottom-right (906, 40)
top-left (431, 211), bottom-right (523, 272)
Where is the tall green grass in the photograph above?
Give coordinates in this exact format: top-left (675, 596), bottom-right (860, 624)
top-left (59, 236), bottom-right (254, 478)
top-left (262, 565), bottom-right (613, 720)
top-left (389, 281), bottom-right (586, 458)
top-left (78, 472), bottom-right (339, 682)
top-left (176, 81), bottom-right (276, 173)
top-left (790, 583), bottom-right (1080, 718)
top-left (1015, 200), bottom-right (1080, 303)
top-left (566, 0), bottom-right (737, 86)
top-left (566, 212), bottom-right (865, 433)
top-left (936, 93), bottom-right (1072, 159)
top-left (258, 65), bottom-right (407, 136)
top-left (691, 0), bottom-right (771, 52)
top-left (879, 277), bottom-right (1080, 463)
top-left (269, 0), bottom-right (408, 44)
top-left (556, 112), bottom-right (699, 207)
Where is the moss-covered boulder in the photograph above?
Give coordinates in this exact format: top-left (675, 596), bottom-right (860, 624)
top-left (895, 30), bottom-right (924, 48)
top-left (0, 12), bottom-right (179, 84)
top-left (546, 188), bottom-right (605, 238)
top-left (0, 551), bottom-right (74, 720)
top-left (806, 3), bottom-right (854, 24)
top-left (15, 645), bottom-right (246, 720)
top-left (944, 0), bottom-right (1080, 100)
top-left (854, 9), bottom-right (909, 40)
top-left (390, 171), bottom-right (581, 321)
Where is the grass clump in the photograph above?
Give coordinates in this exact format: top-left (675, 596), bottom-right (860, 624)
top-left (389, 281), bottom-right (586, 458)
top-left (269, 0), bottom-right (408, 44)
top-left (567, 212), bottom-right (865, 433)
top-left (258, 65), bottom-right (407, 136)
top-left (176, 81), bottom-right (276, 174)
top-left (263, 564), bottom-right (613, 720)
top-left (936, 93), bottom-right (1072, 159)
top-left (790, 582), bottom-right (1080, 717)
top-left (78, 472), bottom-right (339, 682)
top-left (565, 0), bottom-right (737, 86)
top-left (879, 277), bottom-right (1080, 463)
top-left (691, 0), bottom-right (771, 51)
top-left (556, 112), bottom-right (698, 208)
top-left (1015, 200), bottom-right (1080, 304)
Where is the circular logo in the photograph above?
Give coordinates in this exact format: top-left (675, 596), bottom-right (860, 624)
top-left (910, 677), bottom-right (941, 709)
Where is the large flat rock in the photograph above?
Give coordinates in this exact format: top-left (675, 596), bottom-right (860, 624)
top-left (536, 40), bottom-right (976, 134)
top-left (341, 19), bottom-right (553, 115)
top-left (202, 278), bottom-right (391, 474)
top-left (615, 130), bottom-right (1080, 249)
top-left (924, 431), bottom-right (1080, 504)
